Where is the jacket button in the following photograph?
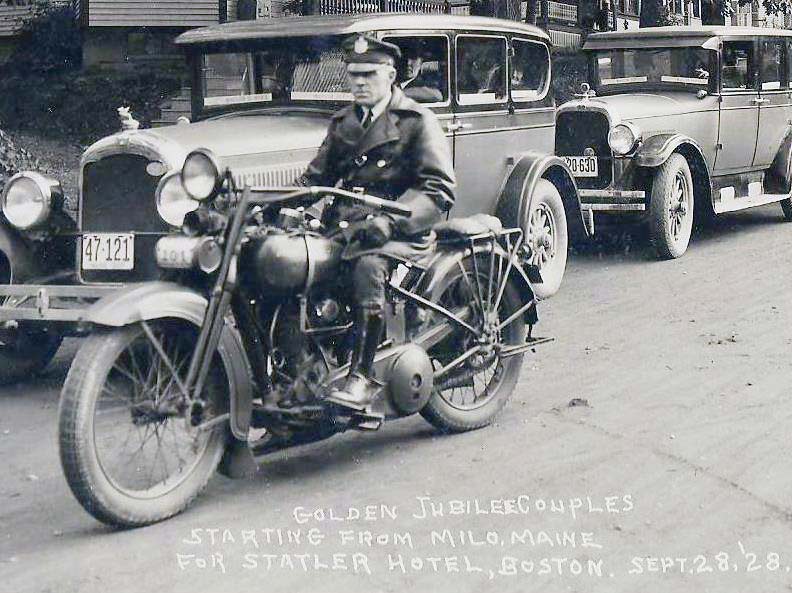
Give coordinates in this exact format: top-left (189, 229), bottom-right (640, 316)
top-left (377, 159), bottom-right (387, 168)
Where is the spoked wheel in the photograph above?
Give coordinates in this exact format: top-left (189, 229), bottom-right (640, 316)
top-left (523, 179), bottom-right (568, 299)
top-left (420, 253), bottom-right (528, 433)
top-left (58, 319), bottom-right (232, 528)
top-left (649, 153), bottom-right (694, 259)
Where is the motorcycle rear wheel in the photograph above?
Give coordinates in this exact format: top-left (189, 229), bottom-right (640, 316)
top-left (420, 255), bottom-right (527, 433)
top-left (58, 320), bottom-right (230, 528)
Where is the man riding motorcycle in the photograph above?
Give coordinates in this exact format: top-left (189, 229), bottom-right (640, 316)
top-left (297, 34), bottom-right (457, 412)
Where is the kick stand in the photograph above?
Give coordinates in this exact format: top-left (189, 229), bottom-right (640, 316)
top-left (217, 437), bottom-right (259, 479)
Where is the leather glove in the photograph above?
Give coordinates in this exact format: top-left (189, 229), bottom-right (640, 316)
top-left (361, 215), bottom-right (393, 247)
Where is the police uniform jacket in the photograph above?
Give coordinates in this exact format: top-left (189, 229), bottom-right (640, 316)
top-left (298, 86), bottom-right (456, 238)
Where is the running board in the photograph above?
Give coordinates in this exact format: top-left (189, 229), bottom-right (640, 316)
top-left (714, 189), bottom-right (787, 214)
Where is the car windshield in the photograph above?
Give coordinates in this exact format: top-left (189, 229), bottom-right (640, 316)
top-left (592, 47), bottom-right (715, 92)
top-left (200, 35), bottom-right (353, 110)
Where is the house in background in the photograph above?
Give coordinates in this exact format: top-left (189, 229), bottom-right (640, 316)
top-left (1, 0), bottom-right (37, 62)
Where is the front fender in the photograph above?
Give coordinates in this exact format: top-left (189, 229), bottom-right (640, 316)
top-left (0, 223), bottom-right (44, 283)
top-left (634, 133), bottom-right (705, 168)
top-left (85, 281), bottom-right (253, 440)
top-left (495, 151), bottom-right (588, 243)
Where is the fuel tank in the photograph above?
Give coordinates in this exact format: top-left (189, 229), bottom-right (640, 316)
top-left (245, 230), bottom-right (343, 295)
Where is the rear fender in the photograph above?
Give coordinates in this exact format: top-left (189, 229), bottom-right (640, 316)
top-left (417, 244), bottom-right (538, 326)
top-left (84, 281), bottom-right (253, 440)
top-left (769, 130), bottom-right (792, 192)
top-left (495, 151), bottom-right (588, 243)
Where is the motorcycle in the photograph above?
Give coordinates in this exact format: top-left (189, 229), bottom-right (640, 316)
top-left (57, 149), bottom-right (552, 527)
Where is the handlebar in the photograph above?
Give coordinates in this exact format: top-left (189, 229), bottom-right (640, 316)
top-left (242, 185), bottom-right (413, 218)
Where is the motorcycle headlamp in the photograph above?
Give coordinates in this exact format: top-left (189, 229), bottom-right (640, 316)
top-left (1, 172), bottom-right (60, 230)
top-left (608, 123), bottom-right (641, 156)
top-left (181, 149), bottom-right (223, 201)
top-left (156, 171), bottom-right (199, 227)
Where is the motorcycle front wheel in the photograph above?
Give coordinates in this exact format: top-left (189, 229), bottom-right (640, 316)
top-left (58, 319), bottom-right (231, 528)
top-left (420, 254), bottom-right (527, 433)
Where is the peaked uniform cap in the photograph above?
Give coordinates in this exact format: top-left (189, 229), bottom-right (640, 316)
top-left (343, 34), bottom-right (402, 66)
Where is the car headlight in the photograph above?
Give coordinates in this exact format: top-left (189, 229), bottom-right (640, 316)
top-left (156, 171), bottom-right (199, 227)
top-left (0, 172), bottom-right (60, 230)
top-left (181, 149), bottom-right (222, 201)
top-left (608, 123), bottom-right (641, 156)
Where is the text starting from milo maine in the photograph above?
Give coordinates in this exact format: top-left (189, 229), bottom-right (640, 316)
top-left (176, 494), bottom-right (635, 581)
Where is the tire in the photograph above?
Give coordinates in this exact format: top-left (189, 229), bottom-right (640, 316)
top-left (0, 323), bottom-right (62, 385)
top-left (0, 255), bottom-right (63, 384)
top-left (780, 197), bottom-right (792, 221)
top-left (58, 319), bottom-right (232, 528)
top-left (420, 255), bottom-right (527, 433)
top-left (522, 179), bottom-right (568, 299)
top-left (649, 153), bottom-right (694, 259)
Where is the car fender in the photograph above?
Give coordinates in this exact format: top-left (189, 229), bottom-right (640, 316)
top-left (769, 130), bottom-right (792, 192)
top-left (0, 223), bottom-right (45, 283)
top-left (84, 281), bottom-right (253, 440)
top-left (634, 133), bottom-right (712, 213)
top-left (495, 151), bottom-right (589, 243)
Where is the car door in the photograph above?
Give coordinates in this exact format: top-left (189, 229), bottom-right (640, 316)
top-left (753, 37), bottom-right (791, 169)
top-left (714, 39), bottom-right (760, 173)
top-left (450, 33), bottom-right (554, 218)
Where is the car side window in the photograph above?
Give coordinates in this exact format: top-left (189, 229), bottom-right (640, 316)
top-left (383, 35), bottom-right (450, 105)
top-left (721, 41), bottom-right (755, 91)
top-left (510, 39), bottom-right (550, 102)
top-left (456, 35), bottom-right (508, 105)
top-left (759, 38), bottom-right (786, 90)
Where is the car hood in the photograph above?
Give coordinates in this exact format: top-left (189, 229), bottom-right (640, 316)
top-left (81, 111), bottom-right (332, 171)
top-left (558, 91), bottom-right (709, 123)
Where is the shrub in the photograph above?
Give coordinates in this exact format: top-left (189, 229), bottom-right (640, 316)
top-left (0, 2), bottom-right (183, 143)
top-left (0, 127), bottom-right (41, 194)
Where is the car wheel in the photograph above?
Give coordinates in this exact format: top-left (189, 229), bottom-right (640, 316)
top-left (649, 153), bottom-right (694, 259)
top-left (0, 256), bottom-right (63, 384)
top-left (522, 179), bottom-right (568, 299)
top-left (780, 195), bottom-right (792, 221)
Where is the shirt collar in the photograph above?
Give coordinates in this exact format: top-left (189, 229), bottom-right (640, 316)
top-left (363, 89), bottom-right (392, 123)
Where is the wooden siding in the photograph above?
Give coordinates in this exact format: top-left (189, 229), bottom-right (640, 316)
top-left (0, 5), bottom-right (32, 37)
top-left (77, 0), bottom-right (220, 27)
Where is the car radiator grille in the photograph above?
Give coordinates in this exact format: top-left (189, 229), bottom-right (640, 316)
top-left (556, 111), bottom-right (613, 189)
top-left (232, 162), bottom-right (309, 188)
top-left (80, 154), bottom-right (168, 284)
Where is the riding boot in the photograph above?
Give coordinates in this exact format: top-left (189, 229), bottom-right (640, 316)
top-left (326, 306), bottom-right (385, 411)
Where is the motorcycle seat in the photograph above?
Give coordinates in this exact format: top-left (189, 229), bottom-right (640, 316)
top-left (433, 213), bottom-right (503, 240)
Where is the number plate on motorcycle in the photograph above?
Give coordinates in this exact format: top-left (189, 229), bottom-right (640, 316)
top-left (81, 233), bottom-right (134, 270)
top-left (563, 156), bottom-right (599, 178)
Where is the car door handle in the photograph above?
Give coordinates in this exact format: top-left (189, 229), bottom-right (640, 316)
top-left (446, 122), bottom-right (473, 132)
top-left (752, 97), bottom-right (768, 104)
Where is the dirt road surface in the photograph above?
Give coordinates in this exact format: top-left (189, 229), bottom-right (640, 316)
top-left (1, 206), bottom-right (791, 593)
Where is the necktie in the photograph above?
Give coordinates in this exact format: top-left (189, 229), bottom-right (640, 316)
top-left (361, 108), bottom-right (373, 129)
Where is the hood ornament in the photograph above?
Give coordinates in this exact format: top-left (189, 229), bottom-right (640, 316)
top-left (574, 82), bottom-right (597, 100)
top-left (117, 106), bottom-right (140, 132)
